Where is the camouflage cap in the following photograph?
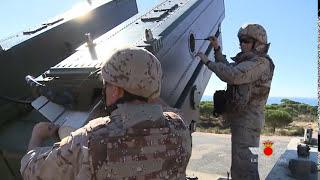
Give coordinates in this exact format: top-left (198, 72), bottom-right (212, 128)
top-left (101, 46), bottom-right (162, 98)
top-left (238, 24), bottom-right (268, 44)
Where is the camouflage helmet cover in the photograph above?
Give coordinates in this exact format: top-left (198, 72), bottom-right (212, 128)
top-left (101, 46), bottom-right (162, 98)
top-left (238, 24), bottom-right (268, 44)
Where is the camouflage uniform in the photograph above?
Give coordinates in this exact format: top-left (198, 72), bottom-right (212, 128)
top-left (200, 24), bottom-right (274, 180)
top-left (20, 46), bottom-right (192, 179)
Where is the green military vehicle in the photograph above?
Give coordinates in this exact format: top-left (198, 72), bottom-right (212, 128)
top-left (0, 0), bottom-right (225, 179)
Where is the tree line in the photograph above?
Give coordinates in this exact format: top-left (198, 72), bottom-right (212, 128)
top-left (199, 98), bottom-right (317, 133)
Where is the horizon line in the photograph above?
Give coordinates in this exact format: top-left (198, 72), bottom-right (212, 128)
top-left (202, 95), bottom-right (317, 99)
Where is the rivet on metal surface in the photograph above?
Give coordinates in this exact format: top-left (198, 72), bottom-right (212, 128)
top-left (145, 29), bottom-right (154, 43)
top-left (85, 33), bottom-right (98, 60)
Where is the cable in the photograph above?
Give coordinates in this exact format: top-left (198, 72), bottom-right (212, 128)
top-left (0, 150), bottom-right (17, 179)
top-left (0, 95), bottom-right (31, 104)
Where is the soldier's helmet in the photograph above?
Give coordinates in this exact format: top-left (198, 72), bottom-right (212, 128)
top-left (101, 46), bottom-right (162, 98)
top-left (238, 24), bottom-right (268, 44)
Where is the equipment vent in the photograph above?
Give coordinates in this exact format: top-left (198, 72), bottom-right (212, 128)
top-left (141, 3), bottom-right (178, 22)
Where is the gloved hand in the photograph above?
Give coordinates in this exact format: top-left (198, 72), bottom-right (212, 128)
top-left (208, 36), bottom-right (220, 50)
top-left (195, 52), bottom-right (210, 64)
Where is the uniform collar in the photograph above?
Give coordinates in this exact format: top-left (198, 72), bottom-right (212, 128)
top-left (231, 51), bottom-right (257, 63)
top-left (110, 103), bottom-right (163, 129)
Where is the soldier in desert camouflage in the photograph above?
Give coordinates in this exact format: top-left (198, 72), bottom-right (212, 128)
top-left (196, 24), bottom-right (275, 180)
top-left (20, 46), bottom-right (192, 179)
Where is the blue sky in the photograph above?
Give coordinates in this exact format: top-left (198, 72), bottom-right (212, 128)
top-left (205, 0), bottom-right (318, 98)
top-left (0, 0), bottom-right (317, 98)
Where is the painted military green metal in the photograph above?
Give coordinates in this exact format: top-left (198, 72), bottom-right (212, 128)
top-left (0, 0), bottom-right (138, 179)
top-left (0, 0), bottom-right (225, 178)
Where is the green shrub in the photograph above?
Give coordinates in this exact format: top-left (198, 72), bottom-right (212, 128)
top-left (265, 104), bottom-right (278, 110)
top-left (265, 110), bottom-right (293, 133)
top-left (200, 101), bottom-right (213, 119)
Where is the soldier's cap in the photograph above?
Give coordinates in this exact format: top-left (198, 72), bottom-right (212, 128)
top-left (238, 23), bottom-right (268, 44)
top-left (101, 46), bottom-right (162, 99)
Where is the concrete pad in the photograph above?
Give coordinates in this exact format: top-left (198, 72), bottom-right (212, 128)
top-left (187, 170), bottom-right (222, 179)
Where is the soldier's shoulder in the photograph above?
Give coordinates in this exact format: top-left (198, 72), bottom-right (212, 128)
top-left (255, 55), bottom-right (271, 64)
top-left (163, 105), bottom-right (184, 116)
top-left (244, 55), bottom-right (271, 70)
top-left (163, 111), bottom-right (187, 130)
top-left (163, 111), bottom-right (181, 120)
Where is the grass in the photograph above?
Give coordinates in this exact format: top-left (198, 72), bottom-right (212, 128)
top-left (262, 126), bottom-right (305, 136)
top-left (196, 116), bottom-right (231, 134)
top-left (293, 114), bottom-right (317, 122)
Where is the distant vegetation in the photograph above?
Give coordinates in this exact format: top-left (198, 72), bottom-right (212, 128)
top-left (198, 98), bottom-right (317, 136)
top-left (265, 110), bottom-right (292, 133)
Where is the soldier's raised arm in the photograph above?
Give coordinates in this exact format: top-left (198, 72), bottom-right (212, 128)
top-left (206, 56), bottom-right (271, 85)
top-left (209, 36), bottom-right (229, 64)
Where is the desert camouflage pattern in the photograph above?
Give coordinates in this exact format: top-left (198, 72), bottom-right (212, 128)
top-left (230, 125), bottom-right (260, 180)
top-left (20, 103), bottom-right (191, 180)
top-left (101, 46), bottom-right (162, 98)
top-left (207, 49), bottom-right (274, 180)
top-left (238, 24), bottom-right (268, 44)
top-left (209, 50), bottom-right (274, 129)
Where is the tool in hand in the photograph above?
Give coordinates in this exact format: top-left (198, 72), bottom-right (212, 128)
top-left (194, 29), bottom-right (221, 41)
top-left (194, 37), bottom-right (211, 40)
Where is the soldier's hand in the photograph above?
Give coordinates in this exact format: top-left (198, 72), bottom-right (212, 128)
top-left (208, 36), bottom-right (220, 50)
top-left (28, 122), bottom-right (59, 150)
top-left (31, 122), bottom-right (59, 141)
top-left (195, 52), bottom-right (210, 64)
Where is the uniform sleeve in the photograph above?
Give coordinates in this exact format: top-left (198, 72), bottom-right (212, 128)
top-left (20, 127), bottom-right (89, 180)
top-left (162, 106), bottom-right (184, 119)
top-left (207, 57), bottom-right (270, 85)
top-left (214, 48), bottom-right (229, 64)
